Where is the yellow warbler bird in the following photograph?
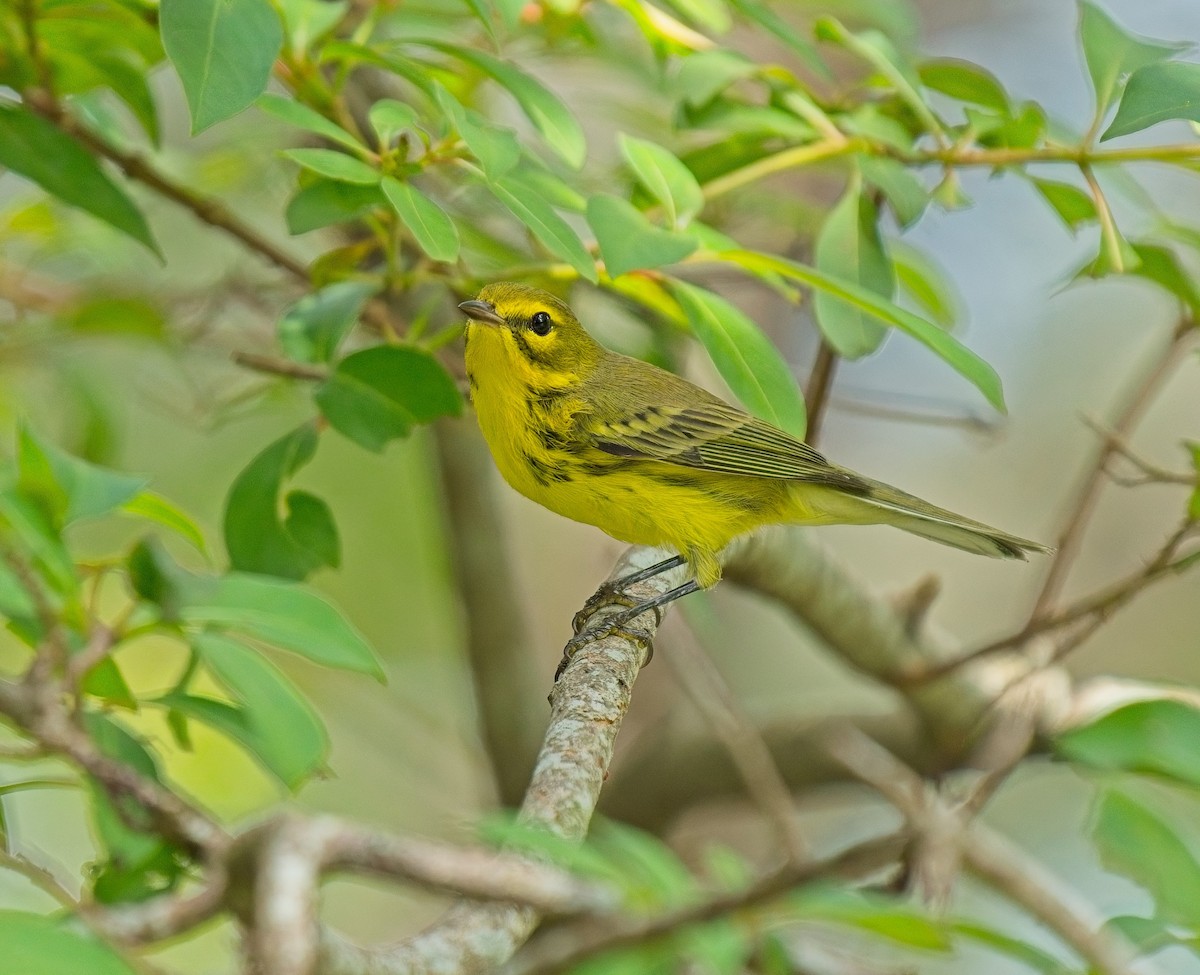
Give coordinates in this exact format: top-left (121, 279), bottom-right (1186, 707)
top-left (461, 283), bottom-right (1048, 649)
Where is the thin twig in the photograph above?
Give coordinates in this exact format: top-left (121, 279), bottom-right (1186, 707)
top-left (2, 548), bottom-right (69, 683)
top-left (0, 846), bottom-right (77, 909)
top-left (65, 624), bottom-right (118, 692)
top-left (828, 729), bottom-right (1143, 975)
top-left (1081, 163), bottom-right (1125, 274)
top-left (803, 336), bottom-right (839, 447)
top-left (0, 677), bottom-right (228, 856)
top-left (1081, 415), bottom-right (1194, 486)
top-left (21, 91), bottom-right (310, 283)
top-left (910, 520), bottom-right (1199, 681)
top-left (964, 827), bottom-right (1140, 975)
top-left (502, 833), bottom-right (907, 975)
top-left (18, 0), bottom-right (54, 97)
top-left (1030, 319), bottom-right (1194, 620)
top-left (231, 351), bottom-right (330, 382)
top-left (665, 613), bottom-right (808, 862)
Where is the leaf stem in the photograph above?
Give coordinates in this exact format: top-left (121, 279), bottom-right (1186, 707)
top-left (1081, 163), bottom-right (1125, 273)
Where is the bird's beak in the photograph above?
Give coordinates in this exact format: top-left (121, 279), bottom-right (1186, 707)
top-left (458, 300), bottom-right (506, 327)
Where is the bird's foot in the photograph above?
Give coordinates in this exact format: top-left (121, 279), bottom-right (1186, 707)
top-left (554, 614), bottom-right (656, 683)
top-left (571, 585), bottom-right (641, 634)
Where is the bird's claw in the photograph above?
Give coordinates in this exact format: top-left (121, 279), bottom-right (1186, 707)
top-left (553, 621), bottom-right (655, 683)
top-left (572, 585), bottom-right (641, 634)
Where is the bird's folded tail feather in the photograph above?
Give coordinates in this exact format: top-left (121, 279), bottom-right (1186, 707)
top-left (812, 478), bottom-right (1052, 560)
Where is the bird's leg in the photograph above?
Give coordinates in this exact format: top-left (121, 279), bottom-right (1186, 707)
top-left (556, 579), bottom-right (701, 681)
top-left (571, 555), bottom-right (687, 634)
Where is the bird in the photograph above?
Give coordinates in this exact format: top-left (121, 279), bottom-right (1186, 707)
top-left (460, 282), bottom-right (1048, 665)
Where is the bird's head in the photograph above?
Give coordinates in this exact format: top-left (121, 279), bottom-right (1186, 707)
top-left (459, 283), bottom-right (604, 386)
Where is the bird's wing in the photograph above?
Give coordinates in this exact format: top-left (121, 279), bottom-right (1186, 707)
top-left (584, 399), bottom-right (869, 489)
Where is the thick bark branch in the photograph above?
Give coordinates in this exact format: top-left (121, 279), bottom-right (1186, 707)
top-left (316, 550), bottom-right (687, 974)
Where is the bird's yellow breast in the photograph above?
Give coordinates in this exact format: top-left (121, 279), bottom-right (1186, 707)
top-left (465, 322), bottom-right (802, 586)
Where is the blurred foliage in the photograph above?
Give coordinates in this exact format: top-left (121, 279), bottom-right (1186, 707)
top-left (0, 0), bottom-right (1199, 971)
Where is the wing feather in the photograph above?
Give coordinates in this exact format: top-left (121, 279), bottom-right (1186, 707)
top-left (587, 400), bottom-right (868, 490)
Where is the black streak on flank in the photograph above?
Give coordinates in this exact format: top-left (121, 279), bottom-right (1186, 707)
top-left (467, 370), bottom-right (478, 391)
top-left (523, 451), bottom-right (573, 486)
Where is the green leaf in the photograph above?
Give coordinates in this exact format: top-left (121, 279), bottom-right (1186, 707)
top-left (224, 424), bottom-right (338, 581)
top-left (1079, 1), bottom-right (1186, 115)
top-left (1128, 242), bottom-right (1200, 315)
top-left (918, 58), bottom-right (1009, 111)
top-left (723, 250), bottom-right (1006, 411)
top-left (82, 656), bottom-right (137, 710)
top-left (315, 346), bottom-right (462, 452)
top-left (0, 104), bottom-right (158, 254)
top-left (814, 179), bottom-right (895, 358)
top-left (618, 134), bottom-right (704, 228)
top-left (793, 887), bottom-right (951, 951)
top-left (0, 486), bottom-right (79, 601)
top-left (381, 178), bottom-right (460, 263)
top-left (590, 819), bottom-right (698, 906)
top-left (1031, 177), bottom-right (1097, 231)
top-left (122, 492), bottom-right (207, 553)
top-left (368, 99), bottom-right (419, 146)
top-left (277, 0), bottom-right (347, 50)
top-left (434, 86), bottom-right (520, 179)
top-left (660, 0), bottom-right (730, 34)
top-left (815, 18), bottom-right (938, 137)
top-left (82, 712), bottom-right (188, 903)
top-left (160, 0), bottom-right (283, 133)
top-left (890, 241), bottom-right (957, 327)
top-left (1093, 789), bottom-right (1200, 927)
top-left (0, 911), bottom-right (138, 975)
top-left (726, 0), bottom-right (826, 75)
top-left (286, 178), bottom-right (386, 235)
top-left (1056, 699), bottom-right (1200, 789)
top-left (259, 93), bottom-right (363, 152)
top-left (673, 49), bottom-right (757, 106)
top-left (1105, 914), bottom-right (1200, 955)
top-left (279, 281), bottom-right (375, 364)
top-left (182, 632), bottom-right (327, 788)
top-left (971, 102), bottom-right (1047, 149)
top-left (177, 572), bottom-right (385, 679)
top-left (62, 295), bottom-right (165, 339)
top-left (418, 42), bottom-right (586, 167)
top-left (128, 538), bottom-right (184, 619)
top-left (857, 156), bottom-right (928, 228)
top-left (489, 177), bottom-right (597, 282)
top-left (282, 148), bottom-right (379, 185)
top-left (0, 559), bottom-right (37, 625)
top-left (587, 194), bottom-right (697, 279)
top-left (950, 919), bottom-right (1074, 974)
top-left (18, 427), bottom-right (146, 526)
top-left (1104, 61), bottom-right (1200, 141)
top-left (671, 280), bottom-right (807, 437)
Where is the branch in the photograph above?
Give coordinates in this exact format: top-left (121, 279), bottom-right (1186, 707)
top-left (251, 812), bottom-right (622, 975)
top-left (1030, 318), bottom-right (1195, 619)
top-left (316, 548), bottom-right (687, 975)
top-left (231, 351), bottom-right (330, 382)
top-left (828, 728), bottom-right (1145, 975)
top-left (914, 520), bottom-right (1200, 680)
top-left (663, 614), bottom-right (808, 862)
top-left (502, 833), bottom-right (908, 975)
top-left (0, 676), bottom-right (227, 857)
top-left (964, 827), bottom-right (1141, 975)
top-left (21, 90), bottom-right (311, 283)
top-left (432, 419), bottom-right (546, 807)
top-left (803, 336), bottom-right (839, 448)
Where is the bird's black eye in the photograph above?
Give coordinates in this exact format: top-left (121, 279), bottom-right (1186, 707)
top-left (530, 311), bottom-right (553, 336)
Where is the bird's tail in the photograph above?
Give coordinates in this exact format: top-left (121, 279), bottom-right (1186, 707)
top-left (805, 478), bottom-right (1052, 560)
